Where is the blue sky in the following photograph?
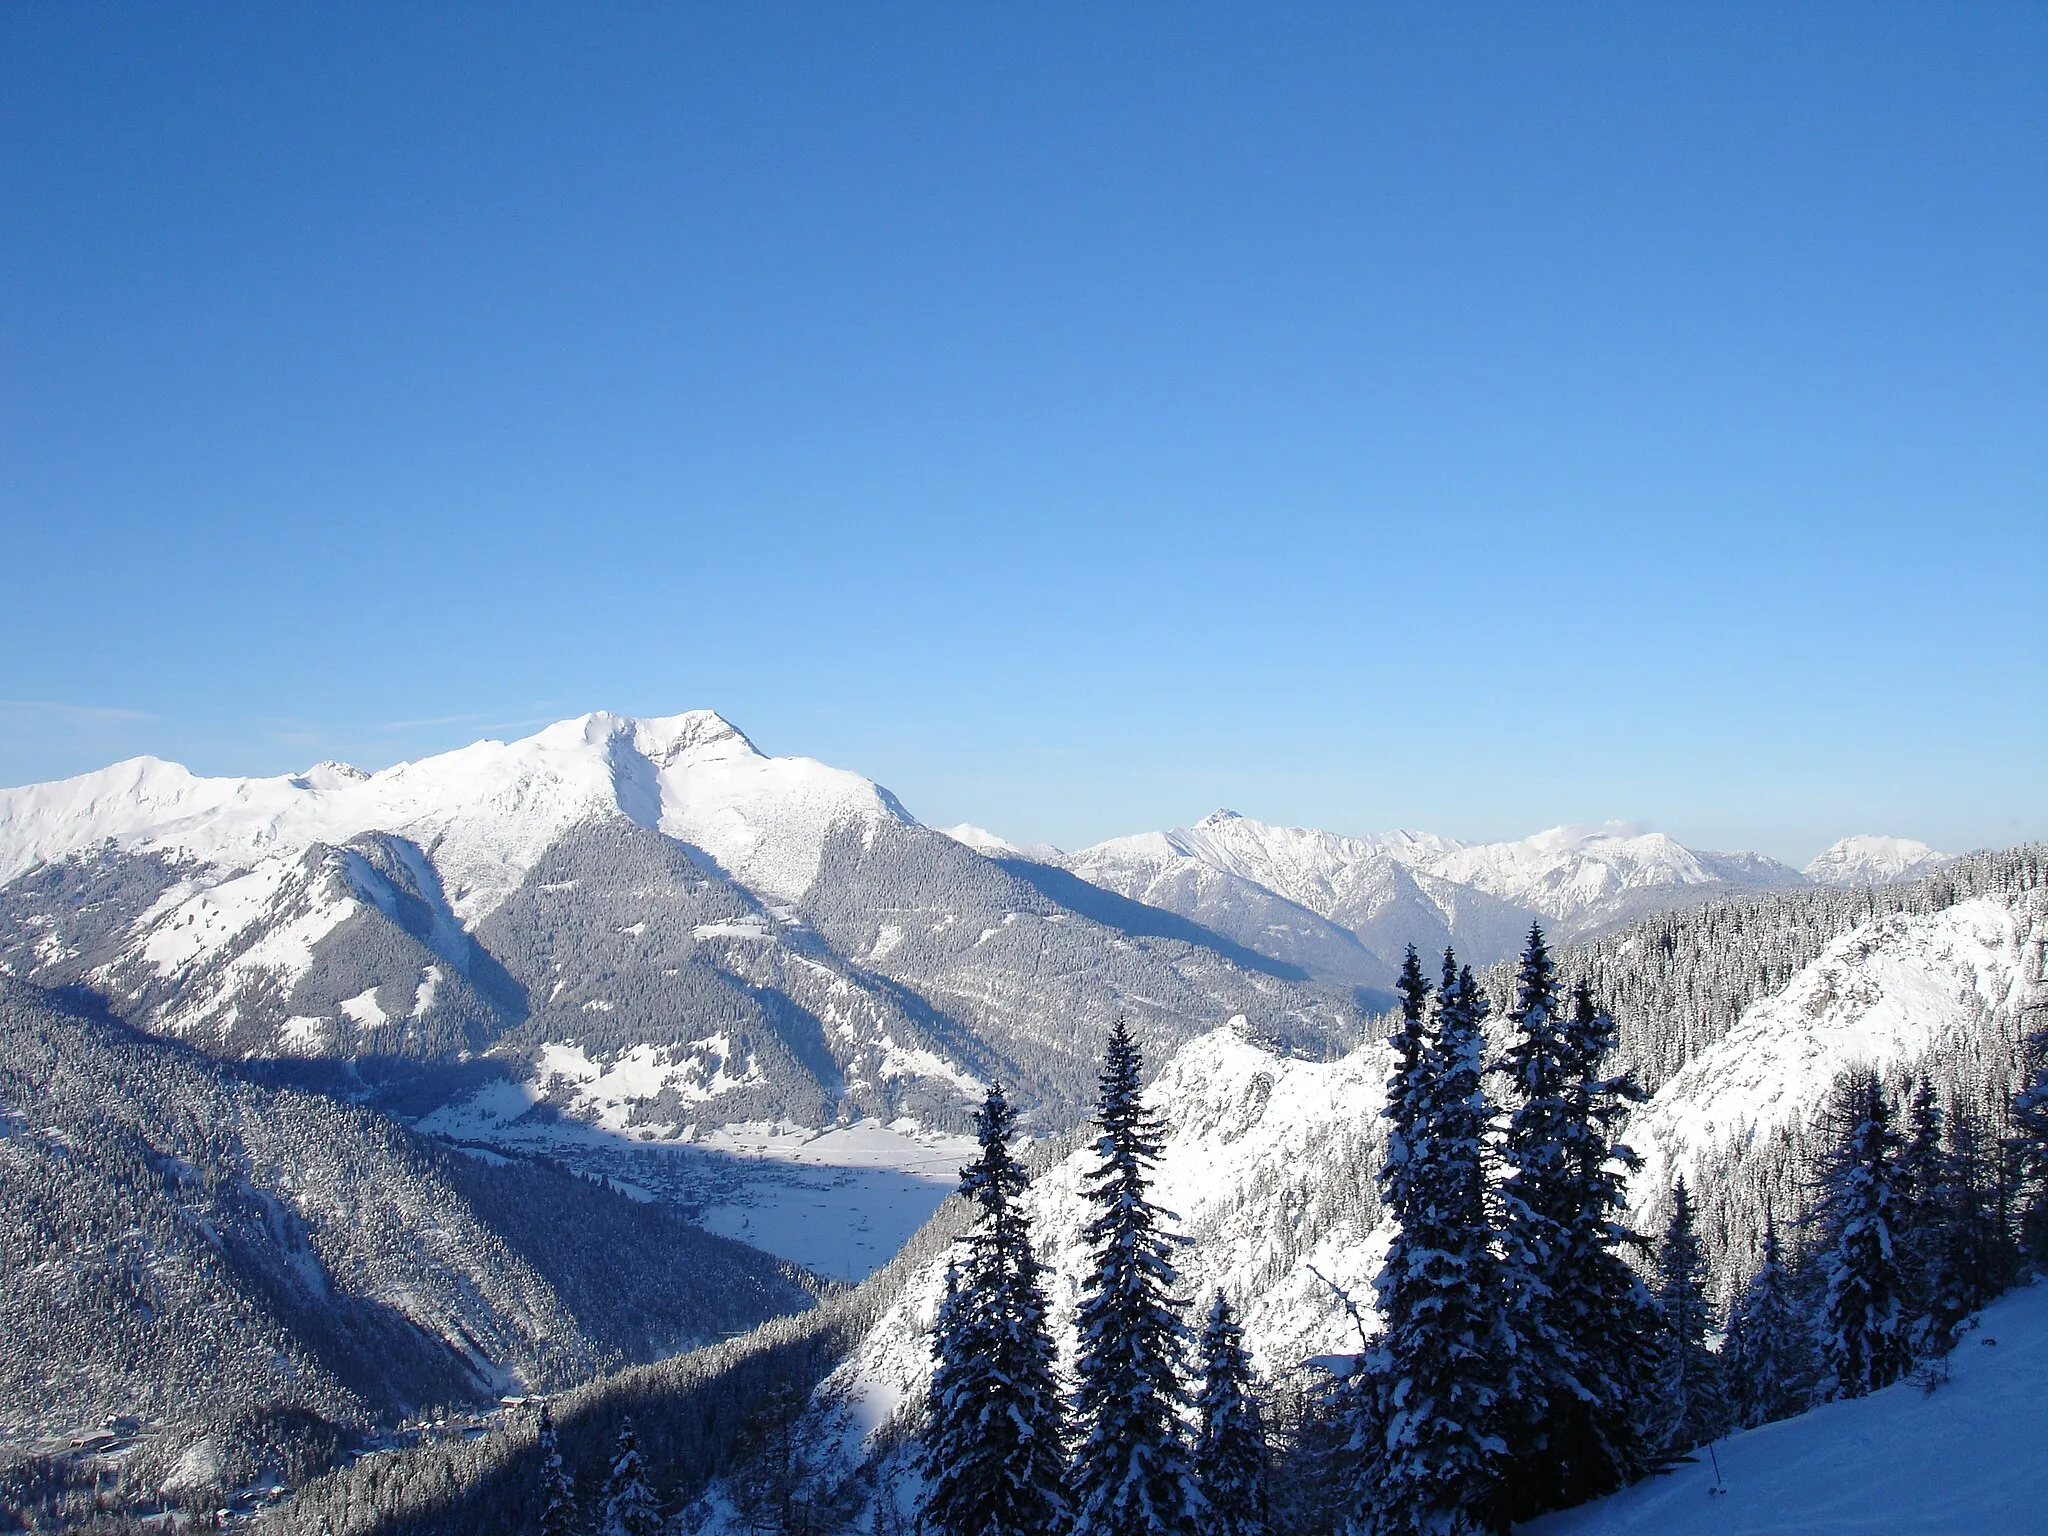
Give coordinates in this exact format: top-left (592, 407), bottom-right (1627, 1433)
top-left (2, 3), bottom-right (2042, 862)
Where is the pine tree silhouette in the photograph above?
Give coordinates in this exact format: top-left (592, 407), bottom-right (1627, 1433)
top-left (1726, 1217), bottom-right (1811, 1428)
top-left (535, 1401), bottom-right (578, 1536)
top-left (1815, 1075), bottom-right (1913, 1398)
top-left (1360, 951), bottom-right (1511, 1536)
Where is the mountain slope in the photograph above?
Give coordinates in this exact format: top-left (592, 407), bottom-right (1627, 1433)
top-left (0, 981), bottom-right (816, 1501)
top-left (1525, 1280), bottom-right (2048, 1536)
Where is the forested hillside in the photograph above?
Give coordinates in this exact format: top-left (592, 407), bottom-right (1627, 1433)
top-left (0, 982), bottom-right (818, 1526)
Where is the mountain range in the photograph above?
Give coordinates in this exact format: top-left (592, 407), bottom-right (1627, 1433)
top-left (0, 709), bottom-right (1955, 1162)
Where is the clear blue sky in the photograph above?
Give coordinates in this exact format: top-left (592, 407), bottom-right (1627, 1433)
top-left (2, 3), bottom-right (2042, 863)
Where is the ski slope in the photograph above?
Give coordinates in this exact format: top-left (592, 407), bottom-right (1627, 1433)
top-left (1524, 1279), bottom-right (2048, 1536)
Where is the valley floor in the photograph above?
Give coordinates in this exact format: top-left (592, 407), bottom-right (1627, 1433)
top-left (417, 1086), bottom-right (975, 1281)
top-left (1523, 1277), bottom-right (2048, 1536)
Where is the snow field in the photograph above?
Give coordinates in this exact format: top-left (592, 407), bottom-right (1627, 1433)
top-left (1524, 1279), bottom-right (2048, 1536)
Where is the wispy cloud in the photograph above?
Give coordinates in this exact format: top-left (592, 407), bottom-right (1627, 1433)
top-left (0, 698), bottom-right (157, 722)
top-left (379, 712), bottom-right (491, 732)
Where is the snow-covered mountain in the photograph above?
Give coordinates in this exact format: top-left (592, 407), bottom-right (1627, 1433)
top-left (0, 711), bottom-right (1975, 1283)
top-left (246, 843), bottom-right (2046, 1536)
top-left (1422, 820), bottom-right (1808, 929)
top-left (0, 712), bottom-right (1361, 1283)
top-left (1059, 811), bottom-right (1818, 982)
top-left (1804, 833), bottom-right (1954, 887)
top-left (0, 711), bottom-right (903, 919)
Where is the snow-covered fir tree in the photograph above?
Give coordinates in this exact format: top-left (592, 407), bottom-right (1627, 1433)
top-left (1340, 947), bottom-right (1430, 1532)
top-left (1361, 951), bottom-right (1512, 1536)
top-left (1648, 1178), bottom-right (1727, 1455)
top-left (1503, 977), bottom-right (1658, 1517)
top-left (1070, 1020), bottom-right (1201, 1536)
top-left (919, 1083), bottom-right (1069, 1536)
top-left (536, 1401), bottom-right (578, 1536)
top-left (1813, 1074), bottom-right (1914, 1399)
top-left (600, 1418), bottom-right (662, 1536)
top-left (1193, 1291), bottom-right (1268, 1536)
top-left (1490, 926), bottom-right (1578, 1520)
top-left (1724, 1217), bottom-right (1809, 1428)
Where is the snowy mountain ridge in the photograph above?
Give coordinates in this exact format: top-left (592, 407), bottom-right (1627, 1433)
top-left (1803, 833), bottom-right (1955, 887)
top-left (0, 710), bottom-right (902, 920)
top-left (1057, 809), bottom-right (1930, 982)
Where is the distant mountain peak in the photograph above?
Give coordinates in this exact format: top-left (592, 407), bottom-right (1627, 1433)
top-left (294, 761), bottom-right (369, 790)
top-left (1804, 835), bottom-right (1952, 887)
top-left (1198, 808), bottom-right (1244, 826)
top-left (939, 823), bottom-right (1020, 856)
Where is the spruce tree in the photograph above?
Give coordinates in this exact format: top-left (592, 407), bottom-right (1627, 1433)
top-left (1648, 1179), bottom-right (1727, 1455)
top-left (1814, 1075), bottom-right (1913, 1399)
top-left (599, 1419), bottom-right (662, 1536)
top-left (920, 1083), bottom-right (1069, 1536)
top-left (1193, 1292), bottom-right (1269, 1536)
top-left (1725, 1218), bottom-right (1809, 1428)
top-left (1365, 952), bottom-right (1511, 1536)
top-left (535, 1401), bottom-right (578, 1536)
top-left (1343, 947), bottom-right (1431, 1532)
top-left (1507, 980), bottom-right (1659, 1517)
top-left (1071, 1021), bottom-right (1200, 1536)
top-left (1492, 926), bottom-right (1575, 1516)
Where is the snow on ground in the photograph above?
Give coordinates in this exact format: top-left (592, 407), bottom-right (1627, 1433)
top-left (1524, 1278), bottom-right (2048, 1536)
top-left (691, 1122), bottom-right (976, 1282)
top-left (414, 1076), bottom-right (973, 1282)
top-left (531, 1037), bottom-right (763, 1121)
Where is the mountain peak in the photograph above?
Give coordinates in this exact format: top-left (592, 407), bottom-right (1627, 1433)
top-left (294, 761), bottom-right (369, 791)
top-left (629, 710), bottom-right (758, 767)
top-left (1197, 808), bottom-right (1244, 827)
top-left (1804, 835), bottom-right (1952, 887)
